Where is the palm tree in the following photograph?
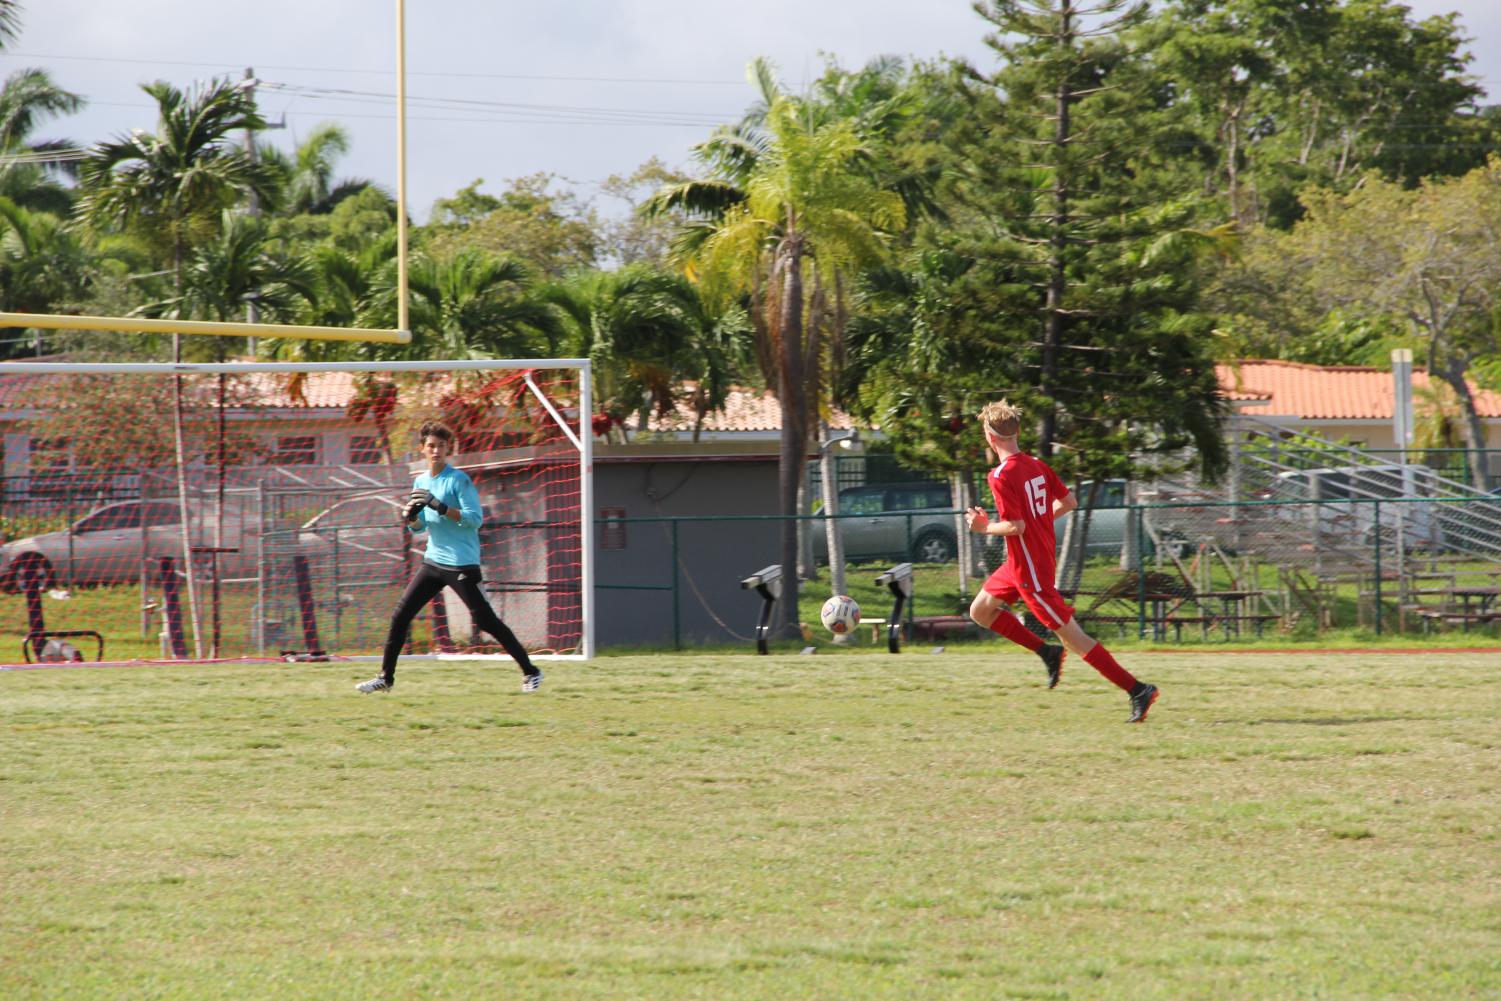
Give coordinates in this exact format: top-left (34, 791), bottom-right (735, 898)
top-left (395, 249), bottom-right (565, 361)
top-left (648, 83), bottom-right (906, 627)
top-left (0, 197), bottom-right (89, 356)
top-left (0, 67), bottom-right (84, 216)
top-left (547, 264), bottom-right (750, 440)
top-left (139, 209), bottom-right (315, 324)
top-left (260, 123), bottom-right (376, 216)
top-left (77, 78), bottom-right (275, 314)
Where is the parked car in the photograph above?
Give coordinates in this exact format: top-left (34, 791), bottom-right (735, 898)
top-left (812, 482), bottom-right (959, 564)
top-left (0, 499), bottom-right (258, 591)
top-left (1056, 479), bottom-right (1132, 556)
top-left (295, 493), bottom-right (410, 579)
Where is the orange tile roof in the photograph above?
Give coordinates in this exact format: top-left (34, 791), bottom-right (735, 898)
top-left (1217, 359), bottom-right (1501, 420)
top-left (626, 385), bottom-right (853, 434)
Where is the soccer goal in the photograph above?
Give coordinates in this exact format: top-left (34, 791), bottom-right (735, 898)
top-left (0, 359), bottom-right (594, 663)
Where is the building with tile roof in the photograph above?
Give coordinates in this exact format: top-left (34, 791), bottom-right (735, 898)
top-left (1219, 359), bottom-right (1501, 449)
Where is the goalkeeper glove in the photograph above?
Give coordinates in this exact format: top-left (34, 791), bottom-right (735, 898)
top-left (411, 487), bottom-right (448, 516)
top-left (401, 499), bottom-right (425, 522)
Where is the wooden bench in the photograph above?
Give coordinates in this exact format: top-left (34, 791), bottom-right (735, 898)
top-left (909, 615), bottom-right (982, 642)
top-left (1406, 605), bottom-right (1501, 633)
top-left (1075, 613), bottom-right (1149, 639)
top-left (1165, 614), bottom-right (1282, 641)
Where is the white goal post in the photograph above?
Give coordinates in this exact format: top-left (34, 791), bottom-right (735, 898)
top-left (0, 359), bottom-right (594, 663)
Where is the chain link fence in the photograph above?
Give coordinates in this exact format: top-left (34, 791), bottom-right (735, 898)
top-left (8, 476), bottom-right (1501, 656)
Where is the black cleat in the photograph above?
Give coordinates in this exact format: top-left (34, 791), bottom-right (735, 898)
top-left (1127, 683), bottom-right (1159, 723)
top-left (1039, 644), bottom-right (1065, 689)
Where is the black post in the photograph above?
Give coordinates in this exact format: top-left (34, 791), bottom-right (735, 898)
top-left (158, 557), bottom-right (189, 659)
top-left (21, 570), bottom-right (45, 660)
top-left (875, 563), bottom-right (914, 654)
top-left (290, 554), bottom-right (327, 659)
top-left (740, 564), bottom-right (783, 655)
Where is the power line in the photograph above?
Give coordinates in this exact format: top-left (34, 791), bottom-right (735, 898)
top-left (258, 81), bottom-right (739, 128)
top-left (3, 50), bottom-right (748, 86)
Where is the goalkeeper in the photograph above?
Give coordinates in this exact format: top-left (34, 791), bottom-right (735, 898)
top-left (357, 420), bottom-right (543, 694)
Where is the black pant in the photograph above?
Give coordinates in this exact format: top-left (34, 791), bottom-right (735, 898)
top-left (380, 561), bottom-right (535, 681)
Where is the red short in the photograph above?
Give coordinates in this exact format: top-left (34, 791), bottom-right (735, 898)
top-left (982, 563), bottom-right (1075, 631)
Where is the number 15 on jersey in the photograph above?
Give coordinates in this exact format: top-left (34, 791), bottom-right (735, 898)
top-left (1024, 475), bottom-right (1049, 516)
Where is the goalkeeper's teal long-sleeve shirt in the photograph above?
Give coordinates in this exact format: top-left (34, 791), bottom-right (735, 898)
top-left (409, 464), bottom-right (483, 567)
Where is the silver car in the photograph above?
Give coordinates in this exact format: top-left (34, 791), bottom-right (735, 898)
top-left (813, 483), bottom-right (961, 564)
top-left (0, 499), bottom-right (258, 591)
top-left (295, 492), bottom-right (410, 580)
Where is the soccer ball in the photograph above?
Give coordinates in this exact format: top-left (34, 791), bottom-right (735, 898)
top-left (820, 594), bottom-right (862, 635)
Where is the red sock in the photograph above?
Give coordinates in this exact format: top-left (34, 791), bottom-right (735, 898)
top-left (1083, 643), bottom-right (1137, 691)
top-left (989, 609), bottom-right (1044, 653)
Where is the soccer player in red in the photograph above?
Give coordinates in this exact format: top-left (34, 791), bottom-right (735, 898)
top-left (964, 400), bottom-right (1159, 722)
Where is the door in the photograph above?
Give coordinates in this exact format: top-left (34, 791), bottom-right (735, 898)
top-left (65, 501), bottom-right (158, 585)
top-left (837, 487), bottom-right (891, 560)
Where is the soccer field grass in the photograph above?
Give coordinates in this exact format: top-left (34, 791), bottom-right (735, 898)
top-left (3, 650), bottom-right (1499, 1000)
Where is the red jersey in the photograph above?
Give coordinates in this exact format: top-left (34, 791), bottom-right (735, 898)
top-left (987, 451), bottom-right (1070, 593)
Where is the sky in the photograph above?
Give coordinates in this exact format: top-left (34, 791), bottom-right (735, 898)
top-left (5, 1), bottom-right (1499, 223)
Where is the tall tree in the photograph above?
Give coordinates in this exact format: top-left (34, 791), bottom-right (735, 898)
top-left (139, 210), bottom-right (315, 325)
top-left (386, 249), bottom-right (566, 361)
top-left (1152, 0), bottom-right (1489, 228)
top-left (422, 174), bottom-right (599, 279)
top-left (0, 68), bottom-right (84, 216)
top-left (76, 77), bottom-right (275, 658)
top-left (648, 78), bottom-right (907, 629)
top-left (0, 198), bottom-right (95, 357)
top-left (876, 1), bottom-right (1229, 518)
top-left (77, 78), bottom-right (275, 320)
top-left (0, 1), bottom-right (20, 47)
top-left (0, 0), bottom-right (86, 216)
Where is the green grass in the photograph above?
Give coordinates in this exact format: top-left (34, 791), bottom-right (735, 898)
top-left (4, 651), bottom-right (1500, 999)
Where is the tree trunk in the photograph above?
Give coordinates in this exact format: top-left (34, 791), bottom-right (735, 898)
top-left (1038, 3), bottom-right (1075, 459)
top-left (798, 273), bottom-right (828, 584)
top-left (1438, 356), bottom-right (1491, 491)
top-left (776, 233), bottom-right (808, 637)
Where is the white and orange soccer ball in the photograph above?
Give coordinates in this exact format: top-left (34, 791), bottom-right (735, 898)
top-left (820, 594), bottom-right (862, 635)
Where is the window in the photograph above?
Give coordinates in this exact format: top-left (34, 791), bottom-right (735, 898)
top-left (350, 435), bottom-right (382, 464)
top-left (140, 502), bottom-right (182, 527)
top-left (886, 485), bottom-right (952, 511)
top-left (1080, 480), bottom-right (1126, 508)
top-left (599, 507), bottom-right (627, 551)
top-left (839, 489), bottom-right (886, 516)
top-left (272, 435), bottom-right (317, 466)
top-left (30, 436), bottom-right (71, 474)
top-left (77, 503), bottom-right (142, 532)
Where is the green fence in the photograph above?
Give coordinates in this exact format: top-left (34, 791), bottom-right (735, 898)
top-left (596, 494), bottom-right (1501, 649)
